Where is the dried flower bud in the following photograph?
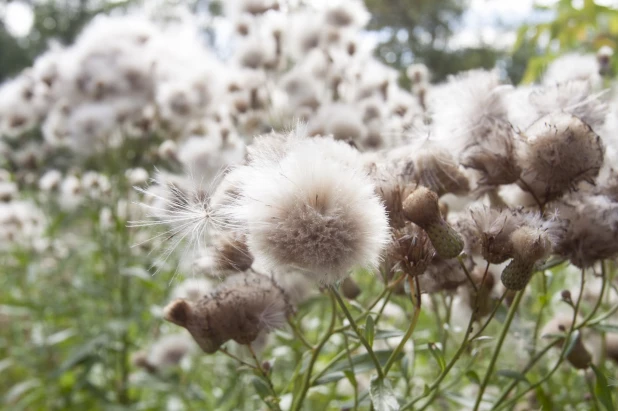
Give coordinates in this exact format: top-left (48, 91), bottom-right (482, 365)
top-left (194, 234), bottom-right (254, 277)
top-left (519, 112), bottom-right (604, 202)
top-left (469, 206), bottom-right (524, 264)
top-left (501, 226), bottom-right (552, 291)
top-left (132, 351), bottom-right (157, 373)
top-left (341, 277), bottom-right (362, 300)
top-left (413, 146), bottom-right (470, 197)
top-left (164, 273), bottom-right (292, 353)
top-left (403, 187), bottom-right (463, 258)
top-left (261, 360), bottom-right (271, 372)
top-left (561, 290), bottom-right (572, 303)
top-left (419, 254), bottom-right (472, 294)
top-left (542, 315), bottom-right (591, 369)
top-left (386, 223), bottom-right (435, 278)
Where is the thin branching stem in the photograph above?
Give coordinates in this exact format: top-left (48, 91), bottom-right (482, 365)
top-left (291, 292), bottom-right (337, 411)
top-left (472, 290), bottom-right (524, 411)
top-left (330, 285), bottom-right (384, 379)
top-left (384, 275), bottom-right (421, 375)
top-left (493, 268), bottom-right (587, 410)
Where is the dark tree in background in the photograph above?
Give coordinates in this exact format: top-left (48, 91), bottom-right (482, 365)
top-left (365, 0), bottom-right (499, 84)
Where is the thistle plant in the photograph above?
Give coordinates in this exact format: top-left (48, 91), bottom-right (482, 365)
top-left (1, 1), bottom-right (618, 411)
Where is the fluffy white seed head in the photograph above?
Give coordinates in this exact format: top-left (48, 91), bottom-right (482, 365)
top-left (230, 136), bottom-right (389, 284)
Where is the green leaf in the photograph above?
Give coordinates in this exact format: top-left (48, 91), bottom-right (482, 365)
top-left (251, 376), bottom-right (272, 401)
top-left (366, 316), bottom-right (375, 347)
top-left (374, 329), bottom-right (405, 340)
top-left (4, 379), bottom-right (40, 404)
top-left (369, 376), bottom-right (399, 411)
top-left (591, 364), bottom-right (615, 411)
top-left (496, 370), bottom-right (529, 384)
top-left (54, 335), bottom-right (109, 376)
top-left (428, 343), bottom-right (445, 372)
top-left (465, 370), bottom-right (480, 385)
top-left (535, 386), bottom-right (553, 410)
top-left (343, 370), bottom-right (358, 389)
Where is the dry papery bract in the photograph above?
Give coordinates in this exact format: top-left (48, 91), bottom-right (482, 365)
top-left (164, 272), bottom-right (292, 354)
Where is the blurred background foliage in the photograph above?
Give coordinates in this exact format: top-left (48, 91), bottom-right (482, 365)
top-left (1, 0), bottom-right (617, 85)
top-left (514, 0), bottom-right (618, 82)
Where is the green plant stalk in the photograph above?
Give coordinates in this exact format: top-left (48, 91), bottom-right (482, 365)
top-left (490, 338), bottom-right (559, 407)
top-left (332, 273), bottom-right (404, 334)
top-left (287, 317), bottom-right (314, 350)
top-left (310, 342), bottom-right (361, 386)
top-left (384, 275), bottom-right (421, 375)
top-left (343, 332), bottom-right (359, 411)
top-left (247, 344), bottom-right (281, 411)
top-left (472, 290), bottom-right (524, 411)
top-left (580, 261), bottom-right (607, 327)
top-left (441, 294), bottom-right (454, 353)
top-left (458, 254), bottom-right (478, 292)
top-left (291, 292), bottom-right (337, 411)
top-left (330, 285), bottom-right (384, 379)
top-left (401, 282), bottom-right (507, 409)
top-left (531, 271), bottom-right (549, 354)
top-left (493, 268), bottom-right (587, 410)
top-left (586, 372), bottom-right (601, 411)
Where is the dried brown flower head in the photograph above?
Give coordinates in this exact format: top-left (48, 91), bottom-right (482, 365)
top-left (519, 112), bottom-right (604, 203)
top-left (164, 273), bottom-right (292, 353)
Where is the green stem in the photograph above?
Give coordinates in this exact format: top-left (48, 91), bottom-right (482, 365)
top-left (531, 271), bottom-right (549, 354)
top-left (291, 292), bottom-right (337, 411)
top-left (330, 285), bottom-right (384, 379)
top-left (472, 290), bottom-right (524, 411)
top-left (458, 254), bottom-right (477, 292)
top-left (287, 317), bottom-right (314, 350)
top-left (384, 276), bottom-right (421, 375)
top-left (401, 278), bottom-right (506, 410)
top-left (310, 342), bottom-right (361, 386)
top-left (247, 344), bottom-right (281, 411)
top-left (490, 338), bottom-right (558, 407)
top-left (343, 332), bottom-right (359, 411)
top-left (493, 268), bottom-right (587, 410)
top-left (332, 274), bottom-right (404, 334)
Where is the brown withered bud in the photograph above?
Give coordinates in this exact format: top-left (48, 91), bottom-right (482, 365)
top-left (132, 352), bottom-right (157, 374)
top-left (469, 206), bottom-right (523, 264)
top-left (402, 187), bottom-right (464, 258)
top-left (414, 147), bottom-right (470, 197)
top-left (542, 315), bottom-right (591, 369)
top-left (419, 254), bottom-right (473, 294)
top-left (519, 112), bottom-right (604, 203)
top-left (164, 273), bottom-right (292, 354)
top-left (341, 277), bottom-right (362, 300)
top-left (387, 223), bottom-right (435, 278)
top-left (193, 234), bottom-right (254, 278)
top-left (461, 121), bottom-right (521, 189)
top-left (561, 290), bottom-right (573, 304)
